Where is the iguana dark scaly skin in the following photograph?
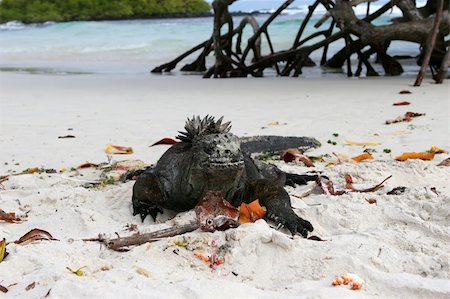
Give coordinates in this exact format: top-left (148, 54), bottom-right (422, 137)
top-left (132, 116), bottom-right (320, 237)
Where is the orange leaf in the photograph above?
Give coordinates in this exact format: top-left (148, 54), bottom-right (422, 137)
top-left (395, 152), bottom-right (435, 161)
top-left (105, 144), bottom-right (133, 155)
top-left (239, 199), bottom-right (266, 224)
top-left (193, 250), bottom-right (210, 263)
top-left (351, 153), bottom-right (374, 163)
top-left (26, 167), bottom-right (40, 174)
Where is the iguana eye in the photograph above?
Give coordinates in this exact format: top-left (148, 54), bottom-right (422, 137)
top-left (206, 218), bottom-right (213, 226)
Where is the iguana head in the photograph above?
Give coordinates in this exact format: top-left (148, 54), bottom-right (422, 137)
top-left (178, 116), bottom-right (245, 192)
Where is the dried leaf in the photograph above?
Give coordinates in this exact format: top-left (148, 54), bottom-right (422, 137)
top-left (267, 121), bottom-right (287, 126)
top-left (345, 174), bottom-right (392, 192)
top-left (404, 111), bottom-right (425, 120)
top-left (193, 250), bottom-right (210, 262)
top-left (331, 153), bottom-right (356, 165)
top-left (307, 235), bottom-right (325, 241)
top-left (0, 284), bottom-right (8, 293)
top-left (0, 238), bottom-right (7, 263)
top-left (14, 228), bottom-right (58, 245)
top-left (351, 153), bottom-right (374, 163)
top-left (77, 162), bottom-right (98, 169)
top-left (386, 111), bottom-right (425, 124)
top-left (393, 101), bottom-right (411, 106)
top-left (437, 157), bottom-right (450, 166)
top-left (0, 209), bottom-right (22, 223)
top-left (66, 266), bottom-right (86, 276)
top-left (399, 90), bottom-right (412, 94)
top-left (135, 267), bottom-right (152, 278)
top-left (316, 176), bottom-right (345, 196)
top-left (281, 148), bottom-right (314, 167)
top-left (430, 187), bottom-right (439, 195)
top-left (114, 160), bottom-right (147, 171)
top-left (365, 198), bottom-right (377, 205)
top-left (58, 135), bottom-right (75, 139)
top-left (105, 144), bottom-right (133, 155)
top-left (150, 138), bottom-right (178, 146)
top-left (387, 186), bottom-right (406, 195)
top-left (24, 167), bottom-right (39, 174)
top-left (394, 152), bottom-right (435, 161)
top-left (25, 282), bottom-right (36, 291)
top-left (429, 145), bottom-right (448, 154)
top-left (345, 140), bottom-right (381, 146)
top-left (239, 199), bottom-right (267, 224)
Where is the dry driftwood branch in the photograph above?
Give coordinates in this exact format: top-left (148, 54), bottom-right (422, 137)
top-left (84, 223), bottom-right (199, 251)
top-left (151, 0), bottom-right (449, 81)
top-left (414, 0), bottom-right (445, 86)
top-left (435, 44), bottom-right (450, 83)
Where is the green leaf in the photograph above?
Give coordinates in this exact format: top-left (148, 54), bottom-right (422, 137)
top-left (66, 266), bottom-right (86, 276)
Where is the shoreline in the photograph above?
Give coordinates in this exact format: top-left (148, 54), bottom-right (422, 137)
top-left (0, 11), bottom-right (273, 25)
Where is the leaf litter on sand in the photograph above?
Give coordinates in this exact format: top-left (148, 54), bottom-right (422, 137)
top-left (0, 284), bottom-right (8, 293)
top-left (392, 101), bottom-right (411, 106)
top-left (344, 140), bottom-right (381, 146)
top-left (150, 138), bottom-right (178, 146)
top-left (316, 176), bottom-right (345, 196)
top-left (66, 266), bottom-right (86, 276)
top-left (0, 209), bottom-right (22, 223)
top-left (385, 111), bottom-right (426, 124)
top-left (239, 199), bottom-right (266, 224)
top-left (399, 90), bottom-right (412, 94)
top-left (437, 157), bottom-right (450, 166)
top-left (317, 174), bottom-right (392, 195)
top-left (345, 174), bottom-right (392, 192)
top-left (0, 238), bottom-right (8, 263)
top-left (328, 152), bottom-right (374, 165)
top-left (105, 144), bottom-right (133, 155)
top-left (25, 282), bottom-right (36, 291)
top-left (14, 228), bottom-right (58, 245)
top-left (395, 152), bottom-right (435, 161)
top-left (281, 148), bottom-right (315, 167)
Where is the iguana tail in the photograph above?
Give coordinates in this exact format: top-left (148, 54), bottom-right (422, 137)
top-left (239, 136), bottom-right (321, 153)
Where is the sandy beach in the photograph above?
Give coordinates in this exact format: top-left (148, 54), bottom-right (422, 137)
top-left (0, 73), bottom-right (449, 298)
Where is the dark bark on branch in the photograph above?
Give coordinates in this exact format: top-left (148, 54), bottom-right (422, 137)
top-left (435, 44), bottom-right (450, 83)
top-left (84, 223), bottom-right (199, 251)
top-left (151, 0), bottom-right (449, 83)
top-left (414, 0), bottom-right (445, 86)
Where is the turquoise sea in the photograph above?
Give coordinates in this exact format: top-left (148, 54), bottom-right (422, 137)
top-left (0, 3), bottom-right (422, 77)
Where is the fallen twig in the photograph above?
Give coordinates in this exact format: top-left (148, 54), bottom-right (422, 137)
top-left (83, 223), bottom-right (199, 251)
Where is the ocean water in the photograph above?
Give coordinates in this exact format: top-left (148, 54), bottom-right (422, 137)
top-left (0, 3), bottom-right (422, 77)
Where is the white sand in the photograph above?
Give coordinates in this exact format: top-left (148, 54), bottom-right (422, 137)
top-left (0, 73), bottom-right (449, 298)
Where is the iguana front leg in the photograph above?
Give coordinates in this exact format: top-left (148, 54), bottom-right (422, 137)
top-left (132, 170), bottom-right (165, 222)
top-left (243, 179), bottom-right (313, 237)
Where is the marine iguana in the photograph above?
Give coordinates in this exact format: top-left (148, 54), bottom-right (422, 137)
top-left (132, 116), bottom-right (320, 237)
